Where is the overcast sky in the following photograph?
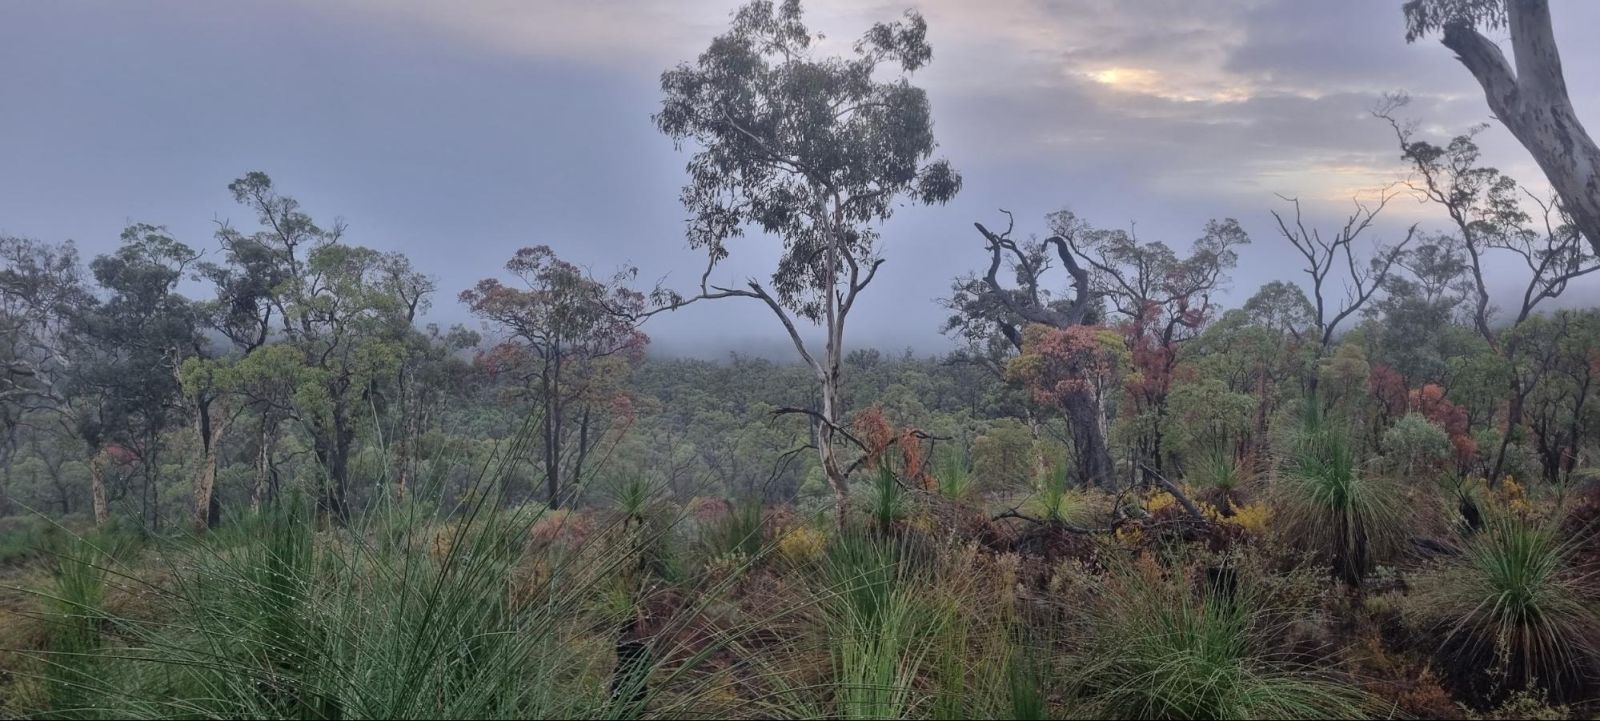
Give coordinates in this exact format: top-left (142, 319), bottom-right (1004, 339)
top-left (2, 0), bottom-right (1598, 358)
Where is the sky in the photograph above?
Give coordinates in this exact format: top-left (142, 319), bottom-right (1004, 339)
top-left (2, 0), bottom-right (1598, 358)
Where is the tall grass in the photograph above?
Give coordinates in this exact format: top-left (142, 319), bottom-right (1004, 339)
top-left (698, 496), bottom-right (766, 561)
top-left (868, 464), bottom-right (906, 534)
top-left (1071, 556), bottom-right (1375, 719)
top-left (814, 531), bottom-right (945, 720)
top-left (1025, 460), bottom-right (1092, 527)
top-left (9, 427), bottom-right (734, 719)
top-left (1189, 443), bottom-right (1252, 510)
top-left (1272, 425), bottom-right (1404, 586)
top-left (933, 448), bottom-right (976, 503)
top-left (37, 533), bottom-right (114, 716)
top-left (1412, 512), bottom-right (1599, 701)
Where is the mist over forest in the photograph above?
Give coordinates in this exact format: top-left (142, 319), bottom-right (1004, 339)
top-left (2, 1), bottom-right (1600, 719)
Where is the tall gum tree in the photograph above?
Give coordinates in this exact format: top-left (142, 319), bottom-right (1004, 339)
top-left (1377, 106), bottom-right (1598, 484)
top-left (1404, 0), bottom-right (1600, 257)
top-left (462, 246), bottom-right (647, 508)
top-left (953, 211), bottom-right (1112, 487)
top-left (653, 0), bottom-right (960, 526)
top-left (221, 173), bottom-right (430, 522)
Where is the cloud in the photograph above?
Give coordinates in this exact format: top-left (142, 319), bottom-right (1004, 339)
top-left (4, 0), bottom-right (1596, 355)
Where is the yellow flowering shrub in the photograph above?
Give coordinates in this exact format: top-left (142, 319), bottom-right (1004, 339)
top-left (1146, 491), bottom-right (1178, 514)
top-left (1224, 502), bottom-right (1271, 535)
top-left (777, 526), bottom-right (826, 564)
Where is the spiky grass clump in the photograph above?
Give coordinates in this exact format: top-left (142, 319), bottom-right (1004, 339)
top-left (37, 533), bottom-right (114, 714)
top-left (1272, 428), bottom-right (1405, 586)
top-left (697, 496), bottom-right (766, 563)
top-left (1411, 513), bottom-right (1599, 702)
top-left (1025, 460), bottom-right (1096, 527)
top-left (815, 531), bottom-right (947, 720)
top-left (934, 448), bottom-right (977, 503)
top-left (1071, 556), bottom-right (1375, 719)
top-left (1189, 444), bottom-right (1255, 511)
top-left (12, 465), bottom-right (720, 718)
top-left (868, 464), bottom-right (907, 534)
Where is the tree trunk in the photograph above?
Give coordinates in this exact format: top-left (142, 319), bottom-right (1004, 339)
top-left (253, 417), bottom-right (276, 513)
top-left (1440, 1), bottom-right (1600, 256)
top-left (144, 441), bottom-right (160, 532)
top-left (1489, 379), bottom-right (1526, 486)
top-left (540, 350), bottom-right (566, 509)
top-left (818, 363), bottom-right (850, 529)
top-left (313, 413), bottom-right (352, 524)
top-left (1064, 391), bottom-right (1115, 488)
top-left (89, 452), bottom-right (109, 527)
top-left (395, 389), bottom-right (418, 501)
top-left (572, 404), bottom-right (592, 492)
top-left (191, 400), bottom-right (230, 533)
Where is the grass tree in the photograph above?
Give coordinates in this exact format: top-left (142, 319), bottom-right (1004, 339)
top-left (653, 0), bottom-right (960, 527)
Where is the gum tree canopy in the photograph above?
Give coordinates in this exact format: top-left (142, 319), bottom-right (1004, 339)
top-left (654, 0), bottom-right (960, 527)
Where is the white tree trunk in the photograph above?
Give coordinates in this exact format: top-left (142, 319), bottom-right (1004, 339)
top-left (1441, 0), bottom-right (1600, 255)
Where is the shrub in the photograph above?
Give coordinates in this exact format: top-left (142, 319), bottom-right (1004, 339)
top-left (1383, 413), bottom-right (1453, 477)
top-left (1271, 427), bottom-right (1404, 586)
top-left (1071, 555), bottom-right (1374, 719)
top-left (934, 447), bottom-right (977, 502)
top-left (1409, 513), bottom-right (1599, 703)
top-left (777, 525), bottom-right (827, 565)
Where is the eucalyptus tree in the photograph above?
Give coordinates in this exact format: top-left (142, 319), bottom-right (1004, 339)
top-left (1269, 191), bottom-right (1416, 362)
top-left (653, 0), bottom-right (960, 525)
top-left (0, 237), bottom-right (86, 514)
top-left (71, 224), bottom-right (203, 529)
top-left (220, 173), bottom-right (431, 522)
top-left (1403, 0), bottom-right (1600, 255)
top-left (1055, 211), bottom-right (1249, 476)
top-left (462, 246), bottom-right (646, 508)
top-left (1378, 107), bottom-right (1599, 483)
top-left (953, 212), bottom-right (1112, 487)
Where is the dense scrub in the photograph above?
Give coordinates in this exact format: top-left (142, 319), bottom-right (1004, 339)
top-left (2, 414), bottom-right (1597, 718)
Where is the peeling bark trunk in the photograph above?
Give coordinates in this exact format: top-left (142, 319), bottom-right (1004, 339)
top-left (1440, 1), bottom-right (1600, 256)
top-left (818, 364), bottom-right (849, 529)
top-left (191, 401), bottom-right (231, 533)
top-left (1065, 392), bottom-right (1115, 488)
top-left (252, 417), bottom-right (277, 513)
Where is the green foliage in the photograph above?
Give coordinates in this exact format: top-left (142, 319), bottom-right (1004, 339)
top-left (1072, 557), bottom-right (1374, 719)
top-left (654, 0), bottom-right (959, 319)
top-left (1383, 412), bottom-right (1453, 476)
top-left (1272, 422), bottom-right (1405, 586)
top-left (971, 419), bottom-right (1035, 493)
top-left (1411, 513), bottom-right (1599, 700)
